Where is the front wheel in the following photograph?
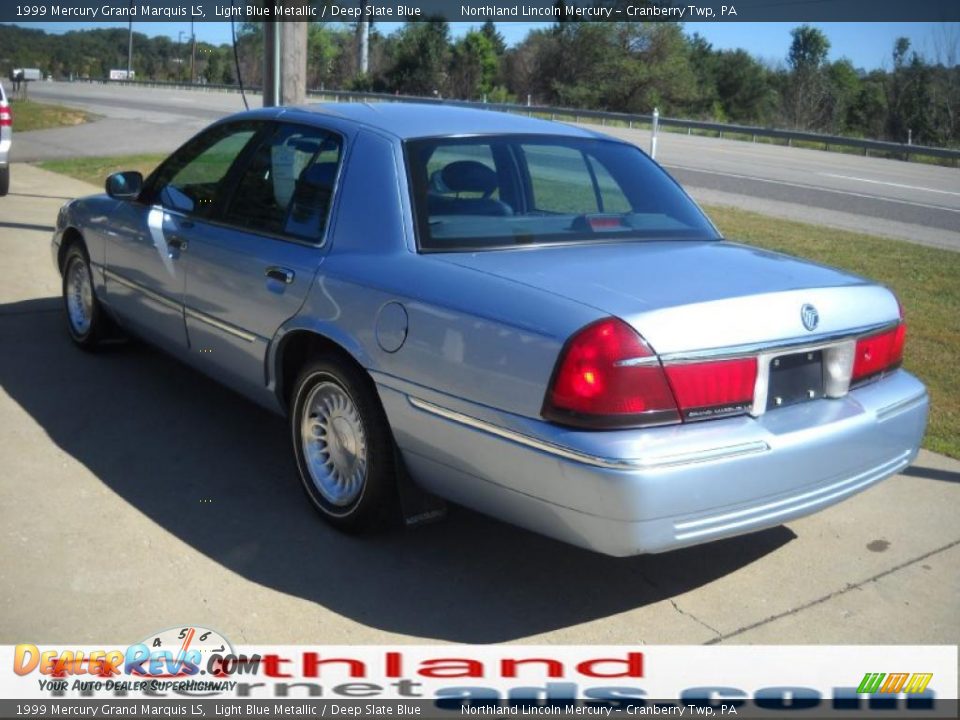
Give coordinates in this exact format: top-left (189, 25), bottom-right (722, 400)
top-left (62, 244), bottom-right (107, 349)
top-left (291, 357), bottom-right (399, 532)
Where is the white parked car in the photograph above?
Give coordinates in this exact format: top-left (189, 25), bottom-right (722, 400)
top-left (0, 82), bottom-right (11, 196)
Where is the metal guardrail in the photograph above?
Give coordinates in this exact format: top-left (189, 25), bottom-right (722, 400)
top-left (77, 78), bottom-right (960, 164)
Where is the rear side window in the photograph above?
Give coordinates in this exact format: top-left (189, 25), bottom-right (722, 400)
top-left (223, 123), bottom-right (342, 243)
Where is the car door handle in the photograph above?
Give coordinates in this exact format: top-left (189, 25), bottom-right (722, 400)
top-left (265, 266), bottom-right (295, 284)
top-left (168, 237), bottom-right (188, 251)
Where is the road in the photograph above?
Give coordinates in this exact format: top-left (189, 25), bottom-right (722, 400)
top-left (11, 81), bottom-right (960, 251)
top-left (1, 164), bottom-right (959, 647)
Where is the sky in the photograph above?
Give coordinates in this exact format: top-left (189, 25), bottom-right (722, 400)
top-left (9, 21), bottom-right (958, 70)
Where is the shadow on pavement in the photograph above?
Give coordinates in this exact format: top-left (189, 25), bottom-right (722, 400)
top-left (902, 465), bottom-right (960, 484)
top-left (0, 221), bottom-right (57, 232)
top-left (1, 297), bottom-right (795, 642)
top-left (5, 192), bottom-right (77, 201)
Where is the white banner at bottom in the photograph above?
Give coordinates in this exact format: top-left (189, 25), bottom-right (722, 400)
top-left (1, 642), bottom-right (955, 706)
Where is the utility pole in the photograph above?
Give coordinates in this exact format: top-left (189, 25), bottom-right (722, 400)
top-left (177, 30), bottom-right (185, 82)
top-left (262, 2), bottom-right (308, 107)
top-left (190, 19), bottom-right (196, 84)
top-left (262, 21), bottom-right (280, 106)
top-left (281, 21), bottom-right (307, 104)
top-left (126, 0), bottom-right (133, 78)
top-left (358, 8), bottom-right (369, 75)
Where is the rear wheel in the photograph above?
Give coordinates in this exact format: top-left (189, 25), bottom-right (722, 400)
top-left (291, 356), bottom-right (399, 532)
top-left (62, 244), bottom-right (107, 349)
top-left (0, 166), bottom-right (9, 196)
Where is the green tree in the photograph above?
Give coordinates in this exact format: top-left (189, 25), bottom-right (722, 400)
top-left (448, 30), bottom-right (498, 99)
top-left (687, 32), bottom-right (718, 117)
top-left (203, 47), bottom-right (223, 84)
top-left (783, 24), bottom-right (832, 129)
top-left (307, 23), bottom-right (342, 89)
top-left (609, 23), bottom-right (699, 114)
top-left (235, 22), bottom-right (264, 86)
top-left (713, 49), bottom-right (774, 123)
top-left (480, 20), bottom-right (507, 56)
top-left (502, 27), bottom-right (553, 103)
top-left (513, 23), bottom-right (698, 114)
top-left (848, 71), bottom-right (888, 138)
top-left (387, 20), bottom-right (451, 96)
top-left (824, 58), bottom-right (862, 133)
top-left (886, 38), bottom-right (927, 143)
top-left (788, 24), bottom-right (830, 72)
top-left (893, 37), bottom-right (911, 69)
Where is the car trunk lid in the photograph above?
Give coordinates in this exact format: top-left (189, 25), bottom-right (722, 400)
top-left (432, 240), bottom-right (899, 354)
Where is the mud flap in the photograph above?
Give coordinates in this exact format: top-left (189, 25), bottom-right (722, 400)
top-left (395, 452), bottom-right (447, 527)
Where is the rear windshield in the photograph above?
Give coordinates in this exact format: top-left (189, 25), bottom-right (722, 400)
top-left (406, 135), bottom-right (719, 251)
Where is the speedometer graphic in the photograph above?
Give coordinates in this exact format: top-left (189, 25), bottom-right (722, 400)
top-left (134, 626), bottom-right (234, 677)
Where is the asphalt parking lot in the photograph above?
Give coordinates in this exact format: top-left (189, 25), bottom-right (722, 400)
top-left (1, 163), bottom-right (958, 648)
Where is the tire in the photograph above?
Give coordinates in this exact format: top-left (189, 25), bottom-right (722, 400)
top-left (0, 166), bottom-right (9, 196)
top-left (62, 244), bottom-right (107, 349)
top-left (291, 356), bottom-right (399, 532)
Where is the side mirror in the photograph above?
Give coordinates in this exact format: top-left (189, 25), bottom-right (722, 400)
top-left (105, 171), bottom-right (143, 200)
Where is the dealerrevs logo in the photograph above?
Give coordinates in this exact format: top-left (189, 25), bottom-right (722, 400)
top-left (14, 626), bottom-right (260, 692)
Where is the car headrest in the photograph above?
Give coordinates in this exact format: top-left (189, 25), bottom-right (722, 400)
top-left (439, 161), bottom-right (498, 196)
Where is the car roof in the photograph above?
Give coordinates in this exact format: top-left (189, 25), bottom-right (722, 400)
top-left (278, 102), bottom-right (605, 141)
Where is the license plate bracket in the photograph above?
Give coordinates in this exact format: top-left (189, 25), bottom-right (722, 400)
top-left (767, 350), bottom-right (824, 411)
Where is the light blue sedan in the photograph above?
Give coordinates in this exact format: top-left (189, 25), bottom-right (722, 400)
top-left (51, 103), bottom-right (928, 555)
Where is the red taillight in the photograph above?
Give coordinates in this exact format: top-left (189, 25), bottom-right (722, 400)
top-left (664, 358), bottom-right (758, 420)
top-left (543, 318), bottom-right (680, 428)
top-left (0, 106), bottom-right (11, 127)
top-left (852, 322), bottom-right (905, 382)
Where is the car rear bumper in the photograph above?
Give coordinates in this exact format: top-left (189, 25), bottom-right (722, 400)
top-left (378, 369), bottom-right (928, 556)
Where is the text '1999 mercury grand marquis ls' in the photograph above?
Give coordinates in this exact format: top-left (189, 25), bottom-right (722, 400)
top-left (51, 103), bottom-right (928, 556)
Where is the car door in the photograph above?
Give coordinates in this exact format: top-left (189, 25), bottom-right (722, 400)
top-left (104, 121), bottom-right (263, 350)
top-left (179, 121), bottom-right (344, 403)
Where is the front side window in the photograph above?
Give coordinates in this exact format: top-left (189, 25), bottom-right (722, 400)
top-left (150, 122), bottom-right (260, 217)
top-left (407, 135), bottom-right (719, 251)
top-left (222, 123), bottom-right (342, 242)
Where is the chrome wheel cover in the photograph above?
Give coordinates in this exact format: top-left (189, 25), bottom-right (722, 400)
top-left (300, 380), bottom-right (368, 507)
top-left (66, 257), bottom-right (93, 336)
